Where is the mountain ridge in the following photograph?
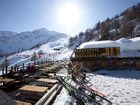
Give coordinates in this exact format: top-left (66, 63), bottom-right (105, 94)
top-left (0, 28), bottom-right (68, 57)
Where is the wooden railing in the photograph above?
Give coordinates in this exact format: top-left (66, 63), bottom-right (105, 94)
top-left (0, 60), bottom-right (62, 77)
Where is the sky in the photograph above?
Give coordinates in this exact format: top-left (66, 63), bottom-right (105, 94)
top-left (0, 0), bottom-right (139, 36)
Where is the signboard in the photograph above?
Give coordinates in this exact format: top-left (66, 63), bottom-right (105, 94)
top-left (75, 47), bottom-right (120, 58)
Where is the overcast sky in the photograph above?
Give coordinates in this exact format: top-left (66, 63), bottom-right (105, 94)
top-left (0, 0), bottom-right (139, 36)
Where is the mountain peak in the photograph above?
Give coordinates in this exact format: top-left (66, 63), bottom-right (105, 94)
top-left (33, 28), bottom-right (48, 33)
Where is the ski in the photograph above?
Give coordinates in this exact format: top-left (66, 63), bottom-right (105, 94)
top-left (55, 75), bottom-right (105, 105)
top-left (64, 76), bottom-right (112, 105)
top-left (74, 78), bottom-right (112, 105)
top-left (56, 75), bottom-right (85, 105)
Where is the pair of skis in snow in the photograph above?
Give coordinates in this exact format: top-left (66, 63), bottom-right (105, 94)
top-left (55, 74), bottom-right (112, 105)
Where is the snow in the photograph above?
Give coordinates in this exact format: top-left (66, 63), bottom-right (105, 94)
top-left (55, 50), bottom-right (73, 61)
top-left (79, 40), bottom-right (119, 49)
top-left (53, 88), bottom-right (76, 105)
top-left (0, 36), bottom-right (70, 68)
top-left (53, 70), bottom-right (140, 105)
top-left (90, 70), bottom-right (140, 105)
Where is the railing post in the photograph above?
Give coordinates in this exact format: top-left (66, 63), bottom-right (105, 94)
top-left (17, 65), bottom-right (19, 72)
top-left (14, 65), bottom-right (16, 72)
top-left (16, 64), bottom-right (18, 72)
top-left (11, 66), bottom-right (13, 71)
top-left (2, 65), bottom-right (4, 77)
top-left (23, 63), bottom-right (24, 71)
top-left (28, 63), bottom-right (30, 71)
top-left (5, 63), bottom-right (8, 75)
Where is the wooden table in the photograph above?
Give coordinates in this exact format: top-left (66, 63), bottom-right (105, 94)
top-left (36, 78), bottom-right (58, 84)
top-left (0, 77), bottom-right (15, 84)
top-left (19, 85), bottom-right (48, 99)
top-left (19, 85), bottom-right (48, 93)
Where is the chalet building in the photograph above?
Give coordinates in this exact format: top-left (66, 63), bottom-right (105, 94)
top-left (71, 39), bottom-right (140, 70)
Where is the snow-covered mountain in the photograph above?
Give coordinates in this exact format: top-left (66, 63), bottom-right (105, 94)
top-left (0, 28), bottom-right (68, 57)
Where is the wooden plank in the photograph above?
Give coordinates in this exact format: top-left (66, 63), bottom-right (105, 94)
top-left (19, 85), bottom-right (48, 93)
top-left (15, 100), bottom-right (32, 105)
top-left (36, 78), bottom-right (58, 84)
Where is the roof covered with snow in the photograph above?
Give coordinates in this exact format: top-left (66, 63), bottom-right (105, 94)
top-left (78, 37), bottom-right (140, 57)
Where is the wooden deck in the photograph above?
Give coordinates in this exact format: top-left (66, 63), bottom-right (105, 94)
top-left (0, 61), bottom-right (65, 105)
top-left (0, 89), bottom-right (17, 105)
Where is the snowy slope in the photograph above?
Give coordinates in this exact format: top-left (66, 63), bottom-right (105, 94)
top-left (0, 37), bottom-right (71, 66)
top-left (0, 28), bottom-right (68, 56)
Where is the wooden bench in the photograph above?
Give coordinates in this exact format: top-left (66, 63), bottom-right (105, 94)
top-left (15, 100), bottom-right (32, 105)
top-left (19, 85), bottom-right (48, 99)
